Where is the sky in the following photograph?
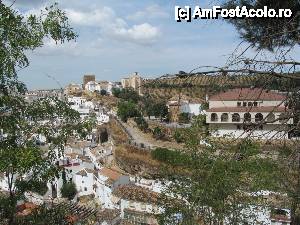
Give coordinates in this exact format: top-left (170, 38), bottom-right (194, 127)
top-left (3, 0), bottom-right (299, 90)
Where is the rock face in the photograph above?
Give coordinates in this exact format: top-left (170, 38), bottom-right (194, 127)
top-left (114, 145), bottom-right (162, 179)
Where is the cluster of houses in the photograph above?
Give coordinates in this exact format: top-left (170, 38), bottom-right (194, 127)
top-left (64, 72), bottom-right (144, 97)
top-left (49, 140), bottom-right (164, 224)
top-left (67, 96), bottom-right (110, 124)
top-left (3, 74), bottom-right (296, 224)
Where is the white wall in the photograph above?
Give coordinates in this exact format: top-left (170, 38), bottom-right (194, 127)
top-left (210, 124), bottom-right (289, 139)
top-left (75, 171), bottom-right (94, 197)
top-left (209, 100), bottom-right (284, 108)
top-left (180, 103), bottom-right (202, 116)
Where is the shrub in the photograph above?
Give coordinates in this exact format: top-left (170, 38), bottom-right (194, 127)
top-left (178, 112), bottom-right (190, 124)
top-left (151, 147), bottom-right (190, 166)
top-left (15, 180), bottom-right (48, 196)
top-left (117, 101), bottom-right (140, 122)
top-left (60, 182), bottom-right (77, 200)
top-left (173, 129), bottom-right (185, 143)
top-left (152, 127), bottom-right (164, 140)
top-left (134, 116), bottom-right (148, 132)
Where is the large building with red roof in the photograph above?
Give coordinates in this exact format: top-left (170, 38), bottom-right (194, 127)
top-left (206, 88), bottom-right (293, 139)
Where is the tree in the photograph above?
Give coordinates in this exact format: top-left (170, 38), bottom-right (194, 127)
top-left (178, 112), bottom-right (190, 124)
top-left (0, 2), bottom-right (92, 224)
top-left (159, 121), bottom-right (280, 225)
top-left (60, 182), bottom-right (77, 200)
top-left (113, 88), bottom-right (140, 103)
top-left (223, 0), bottom-right (300, 51)
top-left (112, 87), bottom-right (121, 97)
top-left (117, 100), bottom-right (140, 122)
top-left (173, 129), bottom-right (185, 143)
top-left (222, 2), bottom-right (300, 223)
top-left (134, 116), bottom-right (149, 132)
top-left (143, 100), bottom-right (168, 121)
top-left (152, 127), bottom-right (165, 140)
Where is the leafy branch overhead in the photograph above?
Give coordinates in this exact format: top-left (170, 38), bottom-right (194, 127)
top-left (0, 2), bottom-right (92, 224)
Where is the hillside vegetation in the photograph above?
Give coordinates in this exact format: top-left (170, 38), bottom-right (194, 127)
top-left (143, 74), bottom-right (292, 100)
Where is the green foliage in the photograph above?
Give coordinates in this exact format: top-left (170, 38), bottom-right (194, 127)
top-left (178, 112), bottom-right (190, 124)
top-left (16, 180), bottom-right (48, 196)
top-left (144, 100), bottom-right (168, 120)
top-left (173, 129), bottom-right (185, 143)
top-left (201, 101), bottom-right (209, 110)
top-left (60, 182), bottom-right (77, 200)
top-left (134, 116), bottom-right (148, 132)
top-left (159, 126), bottom-right (281, 224)
top-left (112, 87), bottom-right (121, 97)
top-left (223, 0), bottom-right (300, 50)
top-left (113, 88), bottom-right (140, 103)
top-left (152, 127), bottom-right (164, 140)
top-left (0, 2), bottom-right (90, 224)
top-left (117, 101), bottom-right (140, 122)
top-left (151, 148), bottom-right (190, 166)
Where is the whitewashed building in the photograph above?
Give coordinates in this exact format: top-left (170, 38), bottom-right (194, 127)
top-left (94, 167), bottom-right (130, 209)
top-left (206, 88), bottom-right (292, 139)
top-left (75, 168), bottom-right (95, 197)
top-left (68, 96), bottom-right (86, 106)
top-left (180, 101), bottom-right (203, 116)
top-left (96, 112), bottom-right (110, 125)
top-left (112, 184), bottom-right (162, 224)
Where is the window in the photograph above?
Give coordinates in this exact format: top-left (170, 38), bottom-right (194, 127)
top-left (253, 102), bottom-right (258, 107)
top-left (221, 113), bottom-right (228, 122)
top-left (255, 113), bottom-right (263, 122)
top-left (237, 125), bottom-right (241, 130)
top-left (237, 102), bottom-right (241, 107)
top-left (82, 180), bottom-right (84, 183)
top-left (211, 113), bottom-right (218, 122)
top-left (243, 102), bottom-right (247, 107)
top-left (84, 187), bottom-right (87, 191)
top-left (248, 102), bottom-right (253, 107)
top-left (232, 113), bottom-right (241, 122)
top-left (244, 113), bottom-right (251, 122)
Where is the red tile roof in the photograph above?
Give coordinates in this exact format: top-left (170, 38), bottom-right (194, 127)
top-left (113, 184), bottom-right (159, 204)
top-left (209, 88), bottom-right (287, 101)
top-left (99, 167), bottom-right (122, 182)
top-left (207, 106), bottom-right (287, 113)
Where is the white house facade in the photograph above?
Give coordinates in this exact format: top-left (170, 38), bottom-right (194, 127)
top-left (206, 88), bottom-right (292, 139)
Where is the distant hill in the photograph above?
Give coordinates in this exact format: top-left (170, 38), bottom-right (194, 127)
top-left (143, 74), bottom-right (293, 101)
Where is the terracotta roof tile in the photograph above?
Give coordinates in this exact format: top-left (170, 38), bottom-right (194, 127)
top-left (209, 88), bottom-right (287, 101)
top-left (113, 184), bottom-right (159, 204)
top-left (99, 167), bottom-right (122, 182)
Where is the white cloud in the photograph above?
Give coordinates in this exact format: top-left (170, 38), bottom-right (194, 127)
top-left (65, 7), bottom-right (160, 45)
top-left (113, 23), bottom-right (160, 44)
top-left (127, 4), bottom-right (169, 21)
top-left (35, 39), bottom-right (81, 56)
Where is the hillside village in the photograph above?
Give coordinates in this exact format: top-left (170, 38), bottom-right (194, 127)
top-left (1, 72), bottom-right (297, 225)
top-left (1, 1), bottom-right (300, 224)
